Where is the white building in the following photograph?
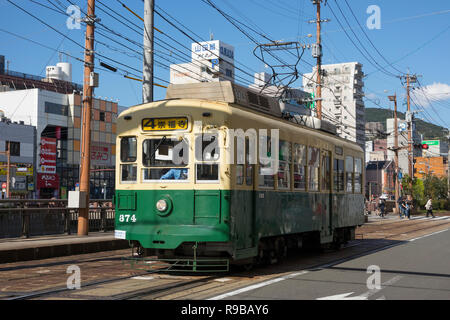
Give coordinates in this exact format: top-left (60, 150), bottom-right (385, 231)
top-left (0, 88), bottom-right (118, 198)
top-left (302, 62), bottom-right (365, 149)
top-left (170, 40), bottom-right (235, 84)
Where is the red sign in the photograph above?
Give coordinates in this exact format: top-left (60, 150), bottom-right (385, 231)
top-left (1, 183), bottom-right (6, 189)
top-left (37, 173), bottom-right (59, 189)
top-left (40, 137), bottom-right (57, 173)
top-left (91, 144), bottom-right (110, 165)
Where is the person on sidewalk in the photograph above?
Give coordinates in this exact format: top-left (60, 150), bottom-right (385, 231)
top-left (397, 195), bottom-right (405, 218)
top-left (425, 197), bottom-right (435, 218)
top-left (404, 195), bottom-right (413, 219)
top-left (378, 198), bottom-right (386, 218)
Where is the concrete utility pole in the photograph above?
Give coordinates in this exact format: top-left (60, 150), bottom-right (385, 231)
top-left (406, 74), bottom-right (413, 180)
top-left (78, 0), bottom-right (96, 236)
top-left (143, 0), bottom-right (154, 103)
top-left (389, 94), bottom-right (399, 213)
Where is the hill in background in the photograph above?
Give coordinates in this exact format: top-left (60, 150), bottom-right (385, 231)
top-left (365, 108), bottom-right (447, 140)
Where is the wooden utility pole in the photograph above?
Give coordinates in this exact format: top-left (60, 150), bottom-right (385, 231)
top-left (143, 0), bottom-right (154, 103)
top-left (309, 1), bottom-right (328, 119)
top-left (78, 0), bottom-right (96, 236)
top-left (406, 74), bottom-right (413, 180)
top-left (389, 94), bottom-right (399, 213)
top-left (315, 0), bottom-right (322, 120)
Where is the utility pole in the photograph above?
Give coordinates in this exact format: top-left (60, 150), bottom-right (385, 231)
top-left (78, 0), bottom-right (96, 236)
top-left (389, 94), bottom-right (399, 213)
top-left (309, 0), bottom-right (328, 120)
top-left (143, 0), bottom-right (154, 103)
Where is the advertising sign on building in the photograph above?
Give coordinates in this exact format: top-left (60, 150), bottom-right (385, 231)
top-left (91, 144), bottom-right (111, 166)
top-left (191, 40), bottom-right (234, 64)
top-left (37, 173), bottom-right (59, 189)
top-left (40, 137), bottom-right (57, 173)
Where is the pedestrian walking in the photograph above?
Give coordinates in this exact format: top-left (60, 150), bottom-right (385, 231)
top-left (425, 197), bottom-right (435, 218)
top-left (397, 195), bottom-right (405, 218)
top-left (378, 198), bottom-right (386, 218)
top-left (404, 195), bottom-right (413, 219)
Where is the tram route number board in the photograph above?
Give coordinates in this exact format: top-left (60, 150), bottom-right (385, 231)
top-left (142, 117), bottom-right (188, 131)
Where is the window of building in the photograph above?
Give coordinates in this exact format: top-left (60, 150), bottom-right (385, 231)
top-left (308, 147), bottom-right (320, 191)
top-left (44, 101), bottom-right (68, 116)
top-left (226, 69), bottom-right (233, 77)
top-left (5, 141), bottom-right (20, 156)
top-left (99, 111), bottom-right (105, 122)
top-left (293, 143), bottom-right (307, 190)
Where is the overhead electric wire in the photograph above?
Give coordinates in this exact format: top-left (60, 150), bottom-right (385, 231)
top-left (328, 1), bottom-right (400, 79)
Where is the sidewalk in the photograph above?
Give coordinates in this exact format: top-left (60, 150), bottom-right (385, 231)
top-left (0, 232), bottom-right (129, 264)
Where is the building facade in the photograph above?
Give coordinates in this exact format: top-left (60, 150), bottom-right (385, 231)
top-left (0, 116), bottom-right (36, 198)
top-left (302, 62), bottom-right (366, 149)
top-left (0, 89), bottom-right (118, 199)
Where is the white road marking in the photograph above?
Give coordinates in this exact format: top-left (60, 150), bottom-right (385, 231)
top-left (317, 292), bottom-right (367, 300)
top-left (132, 276), bottom-right (155, 280)
top-left (207, 271), bottom-right (309, 300)
top-left (409, 228), bottom-right (450, 242)
top-left (214, 278), bottom-right (232, 283)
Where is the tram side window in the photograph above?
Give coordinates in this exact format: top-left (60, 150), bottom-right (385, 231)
top-left (236, 136), bottom-right (244, 185)
top-left (120, 136), bottom-right (137, 162)
top-left (346, 156), bottom-right (354, 193)
top-left (321, 151), bottom-right (331, 191)
top-left (121, 164), bottom-right (137, 182)
top-left (354, 158), bottom-right (362, 193)
top-left (258, 136), bottom-right (275, 188)
top-left (141, 138), bottom-right (189, 181)
top-left (120, 137), bottom-right (137, 182)
top-left (245, 138), bottom-right (254, 186)
top-left (278, 141), bottom-right (291, 189)
top-left (308, 147), bottom-right (320, 191)
top-left (195, 134), bottom-right (219, 181)
top-left (333, 159), bottom-right (345, 192)
top-left (293, 144), bottom-right (307, 190)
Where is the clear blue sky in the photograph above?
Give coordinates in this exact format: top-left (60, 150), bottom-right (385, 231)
top-left (1, 0), bottom-right (449, 128)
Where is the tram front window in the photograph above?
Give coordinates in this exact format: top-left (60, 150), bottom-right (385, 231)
top-left (142, 138), bottom-right (189, 181)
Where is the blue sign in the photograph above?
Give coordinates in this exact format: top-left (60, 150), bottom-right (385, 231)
top-left (211, 59), bottom-right (219, 68)
top-left (398, 172), bottom-right (403, 180)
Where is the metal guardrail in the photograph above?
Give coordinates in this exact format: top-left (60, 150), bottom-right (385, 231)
top-left (0, 199), bottom-right (115, 239)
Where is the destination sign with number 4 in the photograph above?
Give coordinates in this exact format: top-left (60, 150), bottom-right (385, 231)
top-left (142, 117), bottom-right (188, 131)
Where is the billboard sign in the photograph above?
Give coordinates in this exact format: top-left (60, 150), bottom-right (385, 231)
top-left (37, 173), bottom-right (59, 189)
top-left (40, 137), bottom-right (57, 173)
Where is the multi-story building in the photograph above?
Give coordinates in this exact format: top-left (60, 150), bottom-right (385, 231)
top-left (170, 40), bottom-right (235, 84)
top-left (0, 59), bottom-right (119, 199)
top-left (302, 62), bottom-right (366, 149)
top-left (365, 122), bottom-right (384, 140)
top-left (414, 156), bottom-right (448, 179)
top-left (0, 113), bottom-right (36, 198)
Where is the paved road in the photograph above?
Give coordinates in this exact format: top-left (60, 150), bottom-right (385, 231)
top-left (209, 228), bottom-right (450, 300)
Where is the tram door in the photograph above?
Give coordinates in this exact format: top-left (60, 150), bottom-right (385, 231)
top-left (234, 138), bottom-right (256, 250)
top-left (321, 150), bottom-right (333, 235)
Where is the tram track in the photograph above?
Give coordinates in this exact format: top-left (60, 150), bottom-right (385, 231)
top-left (3, 216), bottom-right (450, 300)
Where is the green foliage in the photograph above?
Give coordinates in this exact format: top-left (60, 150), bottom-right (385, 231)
top-left (365, 108), bottom-right (446, 139)
top-left (402, 174), bottom-right (448, 210)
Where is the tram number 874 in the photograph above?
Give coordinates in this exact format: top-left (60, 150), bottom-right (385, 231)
top-left (119, 214), bottom-right (137, 223)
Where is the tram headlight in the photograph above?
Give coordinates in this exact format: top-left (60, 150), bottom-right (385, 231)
top-left (156, 199), bottom-right (168, 212)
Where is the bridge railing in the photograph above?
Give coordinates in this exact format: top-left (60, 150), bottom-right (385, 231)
top-left (0, 199), bottom-right (115, 239)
